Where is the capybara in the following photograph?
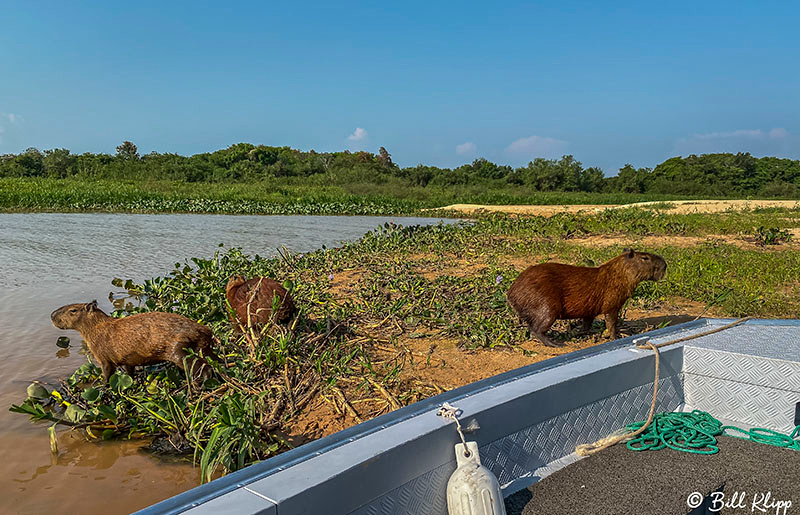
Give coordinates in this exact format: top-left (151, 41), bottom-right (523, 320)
top-left (225, 275), bottom-right (296, 332)
top-left (51, 301), bottom-right (216, 383)
top-left (507, 249), bottom-right (667, 347)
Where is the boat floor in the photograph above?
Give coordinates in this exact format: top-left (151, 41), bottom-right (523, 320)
top-left (505, 437), bottom-right (800, 515)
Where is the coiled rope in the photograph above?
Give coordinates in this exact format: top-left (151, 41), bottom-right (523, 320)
top-left (575, 317), bottom-right (754, 456)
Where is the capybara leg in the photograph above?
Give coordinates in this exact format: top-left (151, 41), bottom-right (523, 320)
top-left (530, 328), bottom-right (565, 347)
top-left (530, 314), bottom-right (564, 347)
top-left (121, 365), bottom-right (135, 376)
top-left (580, 317), bottom-right (594, 335)
top-left (604, 311), bottom-right (620, 339)
top-left (100, 360), bottom-right (115, 384)
top-left (174, 349), bottom-right (209, 385)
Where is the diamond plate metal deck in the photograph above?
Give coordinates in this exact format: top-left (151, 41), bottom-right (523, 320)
top-left (684, 373), bottom-right (800, 433)
top-left (684, 345), bottom-right (800, 392)
top-left (681, 324), bottom-right (800, 362)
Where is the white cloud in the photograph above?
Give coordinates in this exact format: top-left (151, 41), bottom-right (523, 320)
top-left (675, 128), bottom-right (794, 156)
top-left (455, 141), bottom-right (476, 155)
top-left (0, 113), bottom-right (23, 146)
top-left (769, 128), bottom-right (788, 139)
top-left (505, 135), bottom-right (568, 159)
top-left (691, 129), bottom-right (764, 140)
top-left (347, 127), bottom-right (367, 142)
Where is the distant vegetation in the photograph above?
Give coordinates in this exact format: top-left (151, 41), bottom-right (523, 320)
top-left (2, 141), bottom-right (799, 198)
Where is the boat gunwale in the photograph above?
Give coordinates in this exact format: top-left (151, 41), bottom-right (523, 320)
top-left (141, 317), bottom-right (796, 514)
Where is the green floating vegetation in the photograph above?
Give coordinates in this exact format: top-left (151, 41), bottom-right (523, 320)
top-left (10, 211), bottom-right (800, 480)
top-left (0, 176), bottom-right (723, 216)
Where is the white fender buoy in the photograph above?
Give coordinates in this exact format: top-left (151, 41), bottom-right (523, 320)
top-left (446, 441), bottom-right (507, 515)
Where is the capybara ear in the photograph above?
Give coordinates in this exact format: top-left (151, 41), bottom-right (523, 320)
top-left (625, 248), bottom-right (635, 258)
top-left (86, 300), bottom-right (99, 311)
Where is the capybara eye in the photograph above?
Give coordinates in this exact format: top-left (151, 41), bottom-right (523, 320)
top-left (641, 256), bottom-right (650, 260)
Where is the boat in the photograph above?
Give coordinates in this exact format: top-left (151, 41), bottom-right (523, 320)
top-left (137, 318), bottom-right (800, 514)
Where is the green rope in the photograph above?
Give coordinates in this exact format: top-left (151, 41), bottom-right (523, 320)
top-left (722, 425), bottom-right (800, 450)
top-left (623, 410), bottom-right (800, 454)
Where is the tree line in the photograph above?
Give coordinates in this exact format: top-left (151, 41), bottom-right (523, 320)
top-left (1, 141), bottom-right (799, 196)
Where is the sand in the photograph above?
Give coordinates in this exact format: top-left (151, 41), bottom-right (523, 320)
top-left (434, 200), bottom-right (800, 217)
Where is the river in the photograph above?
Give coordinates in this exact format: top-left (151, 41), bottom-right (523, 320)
top-left (0, 213), bottom-right (454, 515)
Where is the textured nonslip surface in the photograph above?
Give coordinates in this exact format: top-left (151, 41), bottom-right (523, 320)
top-left (346, 374), bottom-right (684, 515)
top-left (508, 437), bottom-right (800, 515)
top-left (683, 345), bottom-right (800, 392)
top-left (684, 373), bottom-right (800, 433)
top-left (479, 374), bottom-right (683, 488)
top-left (681, 324), bottom-right (800, 433)
top-left (680, 324), bottom-right (800, 362)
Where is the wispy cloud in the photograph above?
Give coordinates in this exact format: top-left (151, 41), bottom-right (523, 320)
top-left (505, 135), bottom-right (568, 159)
top-left (675, 128), bottom-right (793, 156)
top-left (769, 128), bottom-right (788, 139)
top-left (455, 141), bottom-right (476, 155)
top-left (347, 127), bottom-right (367, 142)
top-left (0, 113), bottom-right (22, 146)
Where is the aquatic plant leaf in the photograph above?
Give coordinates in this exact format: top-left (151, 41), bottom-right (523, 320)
top-left (81, 387), bottom-right (101, 403)
top-left (9, 399), bottom-right (48, 419)
top-left (27, 383), bottom-right (49, 400)
top-left (64, 404), bottom-right (86, 423)
top-left (102, 429), bottom-right (115, 441)
top-left (110, 373), bottom-right (134, 392)
top-left (146, 379), bottom-right (160, 395)
top-left (48, 425), bottom-right (58, 454)
top-left (96, 405), bottom-right (117, 422)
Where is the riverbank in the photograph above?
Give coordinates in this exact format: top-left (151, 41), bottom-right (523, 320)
top-left (0, 177), bottom-right (715, 216)
top-left (11, 207), bottom-right (800, 495)
top-left (434, 199), bottom-right (800, 216)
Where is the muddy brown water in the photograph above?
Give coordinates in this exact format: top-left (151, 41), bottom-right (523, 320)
top-left (0, 213), bottom-right (454, 515)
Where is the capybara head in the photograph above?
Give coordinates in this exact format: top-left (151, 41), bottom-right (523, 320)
top-left (51, 300), bottom-right (101, 330)
top-left (618, 249), bottom-right (667, 282)
top-left (225, 275), bottom-right (246, 294)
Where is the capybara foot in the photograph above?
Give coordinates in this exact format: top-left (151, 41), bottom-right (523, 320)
top-left (533, 332), bottom-right (565, 347)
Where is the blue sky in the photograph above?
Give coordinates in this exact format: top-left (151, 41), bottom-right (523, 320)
top-left (1, 1), bottom-right (798, 174)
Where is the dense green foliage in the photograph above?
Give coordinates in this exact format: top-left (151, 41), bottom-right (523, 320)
top-left (11, 208), bottom-right (800, 480)
top-left (0, 177), bottom-right (701, 215)
top-left (2, 141), bottom-right (799, 197)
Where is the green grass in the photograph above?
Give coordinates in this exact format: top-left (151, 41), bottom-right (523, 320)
top-left (11, 209), bottom-right (800, 480)
top-left (0, 177), bottom-right (715, 215)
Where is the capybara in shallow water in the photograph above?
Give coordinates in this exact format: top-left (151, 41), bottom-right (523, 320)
top-left (51, 301), bottom-right (216, 383)
top-left (507, 249), bottom-right (667, 347)
top-left (225, 275), bottom-right (296, 332)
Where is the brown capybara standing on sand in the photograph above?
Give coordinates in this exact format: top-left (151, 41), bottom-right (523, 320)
top-left (507, 249), bottom-right (666, 347)
top-left (51, 301), bottom-right (216, 383)
top-left (225, 275), bottom-right (296, 332)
